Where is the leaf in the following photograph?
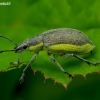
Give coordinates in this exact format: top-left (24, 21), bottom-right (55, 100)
top-left (1, 28), bottom-right (100, 88)
top-left (0, 0), bottom-right (100, 88)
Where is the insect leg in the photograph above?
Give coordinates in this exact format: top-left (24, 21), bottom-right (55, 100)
top-left (73, 54), bottom-right (100, 66)
top-left (18, 52), bottom-right (23, 64)
top-left (19, 53), bottom-right (38, 84)
top-left (48, 54), bottom-right (73, 78)
top-left (9, 52), bottom-right (23, 67)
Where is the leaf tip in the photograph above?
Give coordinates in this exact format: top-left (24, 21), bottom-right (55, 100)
top-left (44, 77), bottom-right (48, 83)
top-left (54, 80), bottom-right (57, 85)
top-left (83, 75), bottom-right (87, 80)
top-left (63, 84), bottom-right (68, 89)
top-left (32, 70), bottom-right (36, 75)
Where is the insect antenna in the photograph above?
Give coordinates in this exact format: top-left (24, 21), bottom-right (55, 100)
top-left (0, 34), bottom-right (17, 46)
top-left (0, 34), bottom-right (17, 53)
top-left (0, 49), bottom-right (15, 53)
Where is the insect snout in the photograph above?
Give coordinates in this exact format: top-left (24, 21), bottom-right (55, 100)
top-left (14, 44), bottom-right (28, 53)
top-left (14, 46), bottom-right (22, 53)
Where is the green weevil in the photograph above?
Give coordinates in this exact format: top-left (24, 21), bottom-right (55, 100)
top-left (0, 28), bottom-right (99, 83)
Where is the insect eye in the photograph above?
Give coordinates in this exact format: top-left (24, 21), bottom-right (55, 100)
top-left (23, 45), bottom-right (27, 49)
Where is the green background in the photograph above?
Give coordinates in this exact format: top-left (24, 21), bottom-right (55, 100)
top-left (0, 0), bottom-right (100, 100)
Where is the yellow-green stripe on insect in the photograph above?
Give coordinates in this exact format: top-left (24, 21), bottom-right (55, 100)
top-left (0, 28), bottom-right (99, 84)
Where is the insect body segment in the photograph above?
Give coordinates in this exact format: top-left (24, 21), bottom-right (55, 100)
top-left (0, 28), bottom-right (99, 83)
top-left (43, 28), bottom-right (95, 56)
top-left (42, 28), bottom-right (94, 46)
top-left (14, 34), bottom-right (43, 53)
top-left (28, 42), bottom-right (43, 53)
top-left (45, 43), bottom-right (94, 55)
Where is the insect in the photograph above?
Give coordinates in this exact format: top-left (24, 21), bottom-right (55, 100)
top-left (0, 28), bottom-right (99, 83)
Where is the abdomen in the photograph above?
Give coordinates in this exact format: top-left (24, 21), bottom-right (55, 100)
top-left (43, 28), bottom-right (95, 55)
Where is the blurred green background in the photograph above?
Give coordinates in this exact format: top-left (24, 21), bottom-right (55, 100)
top-left (0, 0), bottom-right (100, 100)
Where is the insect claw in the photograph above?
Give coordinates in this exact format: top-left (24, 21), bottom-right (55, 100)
top-left (19, 73), bottom-right (25, 84)
top-left (86, 62), bottom-right (91, 65)
top-left (94, 62), bottom-right (100, 66)
top-left (64, 72), bottom-right (74, 78)
top-left (69, 74), bottom-right (74, 79)
top-left (10, 62), bottom-right (18, 65)
top-left (19, 77), bottom-right (24, 84)
top-left (87, 62), bottom-right (100, 66)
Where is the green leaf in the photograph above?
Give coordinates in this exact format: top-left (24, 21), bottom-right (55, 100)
top-left (0, 0), bottom-right (100, 88)
top-left (1, 28), bottom-right (100, 88)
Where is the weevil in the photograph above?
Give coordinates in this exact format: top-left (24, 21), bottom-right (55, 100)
top-left (0, 28), bottom-right (100, 83)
